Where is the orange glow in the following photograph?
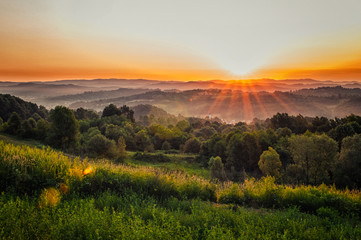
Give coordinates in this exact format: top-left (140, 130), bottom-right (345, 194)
top-left (83, 167), bottom-right (93, 175)
top-left (244, 84), bottom-right (268, 120)
top-left (247, 37), bottom-right (361, 81)
top-left (250, 67), bottom-right (361, 81)
top-left (0, 30), bottom-right (233, 82)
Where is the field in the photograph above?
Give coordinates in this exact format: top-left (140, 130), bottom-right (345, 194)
top-left (0, 136), bottom-right (360, 239)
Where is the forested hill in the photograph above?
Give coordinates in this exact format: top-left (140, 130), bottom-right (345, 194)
top-left (2, 84), bottom-right (361, 122)
top-left (0, 94), bottom-right (48, 121)
top-left (293, 86), bottom-right (361, 97)
top-left (68, 87), bottom-right (361, 122)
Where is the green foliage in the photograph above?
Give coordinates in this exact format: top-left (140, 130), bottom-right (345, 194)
top-left (102, 104), bottom-right (121, 117)
top-left (197, 134), bottom-right (226, 165)
top-left (176, 119), bottom-right (190, 132)
top-left (218, 177), bottom-right (361, 217)
top-left (102, 104), bottom-right (134, 122)
top-left (104, 124), bottom-right (122, 141)
top-left (328, 122), bottom-right (360, 145)
top-left (133, 152), bottom-right (171, 163)
top-left (0, 94), bottom-right (47, 122)
top-left (74, 107), bottom-right (99, 120)
top-left (183, 137), bottom-right (201, 154)
top-left (87, 134), bottom-right (117, 159)
top-left (209, 156), bottom-right (227, 181)
top-left (0, 141), bottom-right (72, 195)
top-left (116, 136), bottom-right (127, 163)
top-left (162, 140), bottom-right (171, 150)
top-left (0, 141), bottom-right (361, 239)
top-left (258, 147), bottom-right (282, 179)
top-left (19, 117), bottom-right (37, 138)
top-left (47, 106), bottom-right (79, 150)
top-left (194, 126), bottom-right (216, 140)
top-left (287, 133), bottom-right (338, 185)
top-left (334, 134), bottom-right (361, 189)
top-left (134, 129), bottom-right (154, 152)
top-left (270, 113), bottom-right (310, 134)
top-left (4, 112), bottom-right (22, 135)
top-left (1, 193), bottom-right (360, 240)
top-left (149, 124), bottom-right (179, 140)
top-left (226, 132), bottom-right (261, 178)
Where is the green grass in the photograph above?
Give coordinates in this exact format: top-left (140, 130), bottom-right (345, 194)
top-left (1, 193), bottom-right (360, 240)
top-left (1, 139), bottom-right (361, 239)
top-left (0, 133), bottom-right (45, 148)
top-left (128, 151), bottom-right (210, 179)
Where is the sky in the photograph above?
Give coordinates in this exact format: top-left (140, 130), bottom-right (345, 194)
top-left (1, 0), bottom-right (361, 82)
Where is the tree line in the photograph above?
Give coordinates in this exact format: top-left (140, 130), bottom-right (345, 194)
top-left (1, 94), bottom-right (360, 189)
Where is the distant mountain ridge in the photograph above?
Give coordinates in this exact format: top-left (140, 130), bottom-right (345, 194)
top-left (293, 86), bottom-right (361, 97)
top-left (1, 79), bottom-right (361, 122)
top-left (67, 87), bottom-right (361, 122)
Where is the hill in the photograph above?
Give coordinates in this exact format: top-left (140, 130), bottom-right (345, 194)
top-left (293, 86), bottom-right (361, 97)
top-left (2, 80), bottom-right (361, 122)
top-left (68, 88), bottom-right (360, 122)
top-left (0, 139), bottom-right (360, 239)
top-left (0, 94), bottom-right (48, 121)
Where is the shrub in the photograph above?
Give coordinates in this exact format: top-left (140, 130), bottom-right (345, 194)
top-left (183, 138), bottom-right (201, 154)
top-left (258, 147), bottom-right (282, 179)
top-left (132, 152), bottom-right (171, 163)
top-left (162, 141), bottom-right (171, 150)
top-left (0, 141), bottom-right (72, 195)
top-left (87, 134), bottom-right (117, 159)
top-left (209, 156), bottom-right (227, 181)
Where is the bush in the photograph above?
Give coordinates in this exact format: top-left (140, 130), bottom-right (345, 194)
top-left (183, 138), bottom-right (201, 154)
top-left (132, 152), bottom-right (171, 163)
top-left (87, 134), bottom-right (117, 159)
top-left (209, 156), bottom-right (227, 181)
top-left (0, 141), bottom-right (72, 195)
top-left (258, 147), bottom-right (282, 179)
top-left (162, 141), bottom-right (171, 150)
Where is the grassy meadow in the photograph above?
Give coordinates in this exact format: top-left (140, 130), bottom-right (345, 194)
top-left (0, 138), bottom-right (360, 239)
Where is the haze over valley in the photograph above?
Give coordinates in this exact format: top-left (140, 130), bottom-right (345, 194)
top-left (1, 1), bottom-right (361, 239)
top-left (1, 78), bottom-right (361, 123)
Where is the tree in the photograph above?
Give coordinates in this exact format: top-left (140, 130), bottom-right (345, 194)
top-left (334, 134), bottom-right (361, 189)
top-left (36, 119), bottom-right (50, 140)
top-left (197, 134), bottom-right (226, 165)
top-left (104, 124), bottom-right (122, 141)
top-left (87, 134), bottom-right (117, 159)
top-left (195, 126), bottom-right (216, 140)
top-left (183, 138), bottom-right (201, 153)
top-left (311, 116), bottom-right (331, 133)
top-left (19, 118), bottom-right (36, 138)
top-left (116, 136), bottom-right (127, 162)
top-left (209, 156), bottom-right (227, 181)
top-left (287, 133), bottom-right (338, 185)
top-left (74, 108), bottom-right (99, 120)
top-left (258, 147), bottom-right (282, 179)
top-left (47, 106), bottom-right (79, 149)
top-left (328, 122), bottom-right (357, 146)
top-left (176, 120), bottom-right (190, 132)
top-left (161, 141), bottom-right (171, 150)
top-left (0, 94), bottom-right (46, 121)
top-left (120, 105), bottom-right (135, 122)
top-left (270, 113), bottom-right (309, 134)
top-left (134, 129), bottom-right (153, 152)
top-left (276, 127), bottom-right (292, 138)
top-left (226, 132), bottom-right (261, 176)
top-left (102, 104), bottom-right (121, 118)
top-left (4, 112), bottom-right (22, 134)
top-left (149, 124), bottom-right (175, 140)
